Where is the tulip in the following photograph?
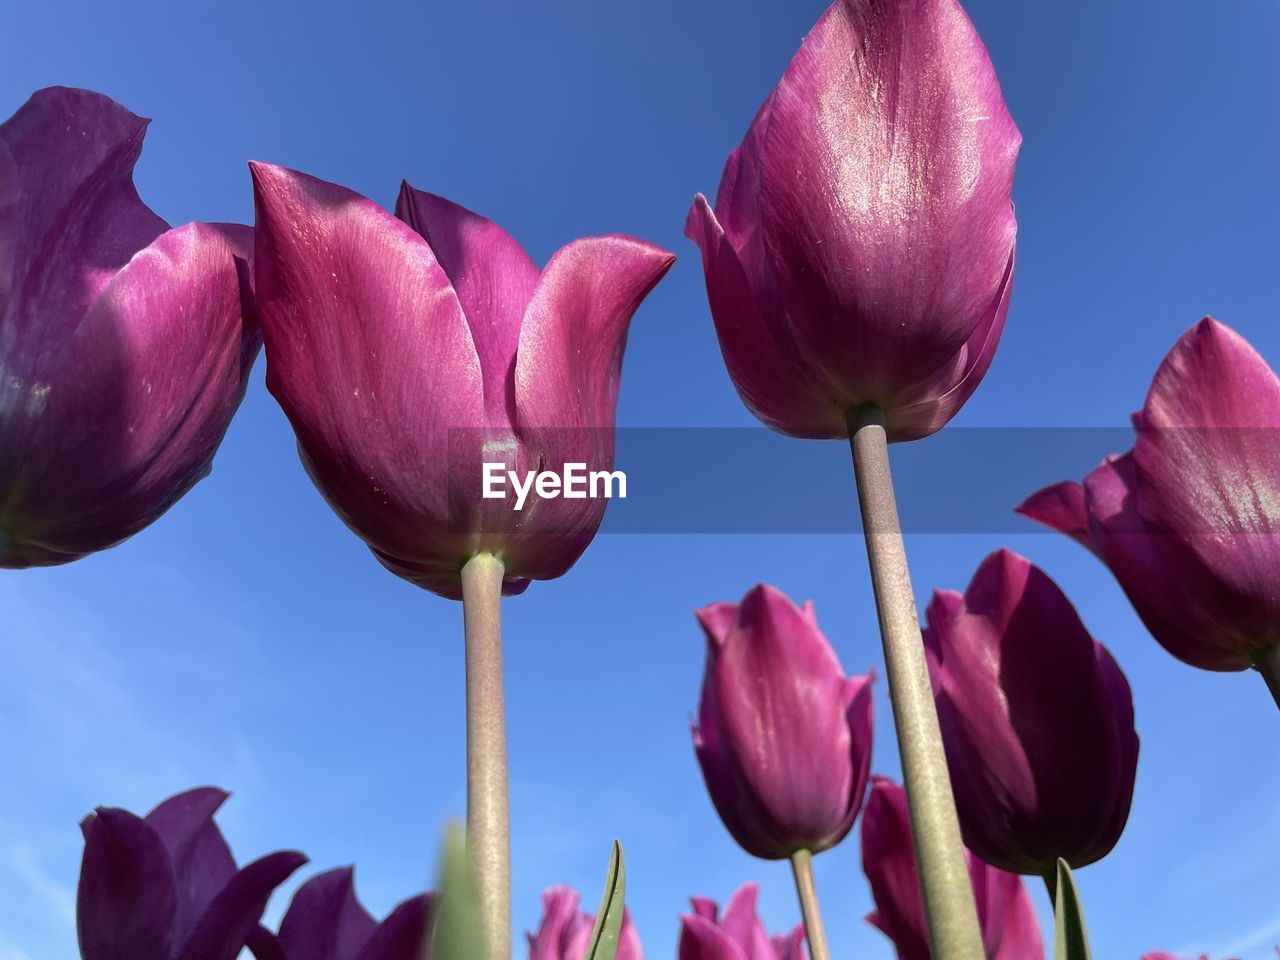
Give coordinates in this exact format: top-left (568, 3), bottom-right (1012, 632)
top-left (250, 163), bottom-right (673, 600)
top-left (527, 886), bottom-right (642, 960)
top-left (1017, 318), bottom-right (1280, 703)
top-left (923, 549), bottom-right (1139, 877)
top-left (678, 884), bottom-right (806, 960)
top-left (693, 584), bottom-right (874, 859)
top-left (685, 0), bottom-right (1019, 442)
top-left (77, 787), bottom-right (306, 960)
top-left (0, 87), bottom-right (260, 567)
top-left (862, 777), bottom-right (1043, 960)
top-left (247, 867), bottom-right (434, 960)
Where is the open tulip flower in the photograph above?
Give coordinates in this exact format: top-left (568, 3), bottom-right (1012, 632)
top-left (527, 886), bottom-right (642, 960)
top-left (686, 0), bottom-right (1020, 441)
top-left (247, 867), bottom-right (434, 960)
top-left (250, 162), bottom-right (674, 599)
top-left (924, 549), bottom-right (1139, 877)
top-left (0, 87), bottom-right (261, 567)
top-left (693, 584), bottom-right (874, 860)
top-left (77, 787), bottom-right (306, 960)
top-left (678, 884), bottom-right (806, 960)
top-left (1018, 319), bottom-right (1280, 698)
top-left (862, 777), bottom-right (1043, 960)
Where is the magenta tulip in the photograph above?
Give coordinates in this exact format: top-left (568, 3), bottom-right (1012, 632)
top-left (250, 163), bottom-right (673, 599)
top-left (1018, 318), bottom-right (1280, 675)
top-left (77, 787), bottom-right (306, 960)
top-left (685, 0), bottom-right (1019, 441)
top-left (247, 867), bottom-right (434, 960)
top-left (923, 549), bottom-right (1139, 876)
top-left (862, 777), bottom-right (1042, 960)
top-left (0, 88), bottom-right (260, 567)
top-left (693, 584), bottom-right (874, 859)
top-left (678, 884), bottom-right (806, 960)
top-left (527, 886), bottom-right (642, 960)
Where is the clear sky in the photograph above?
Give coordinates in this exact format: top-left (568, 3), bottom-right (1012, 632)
top-left (3, 1), bottom-right (1279, 958)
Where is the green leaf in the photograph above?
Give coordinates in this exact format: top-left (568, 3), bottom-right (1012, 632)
top-left (1052, 858), bottom-right (1092, 960)
top-left (433, 826), bottom-right (486, 960)
top-left (582, 841), bottom-right (626, 960)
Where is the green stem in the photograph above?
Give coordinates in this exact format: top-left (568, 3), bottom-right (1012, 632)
top-left (461, 553), bottom-right (510, 960)
top-left (789, 850), bottom-right (831, 960)
top-left (847, 407), bottom-right (984, 960)
top-left (1254, 646), bottom-right (1280, 712)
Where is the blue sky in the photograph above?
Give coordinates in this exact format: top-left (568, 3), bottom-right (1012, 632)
top-left (3, 0), bottom-right (1280, 958)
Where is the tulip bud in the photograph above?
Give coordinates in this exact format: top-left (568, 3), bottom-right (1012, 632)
top-left (0, 88), bottom-right (261, 567)
top-left (247, 867), bottom-right (434, 960)
top-left (250, 164), bottom-right (673, 599)
top-left (77, 787), bottom-right (306, 960)
top-left (923, 550), bottom-right (1139, 875)
top-left (527, 886), bottom-right (642, 960)
top-left (685, 0), bottom-right (1019, 441)
top-left (861, 777), bottom-right (1043, 960)
top-left (678, 884), bottom-right (806, 960)
top-left (1018, 318), bottom-right (1280, 673)
top-left (692, 584), bottom-right (874, 859)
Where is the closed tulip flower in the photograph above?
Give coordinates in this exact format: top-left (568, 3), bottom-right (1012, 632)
top-left (923, 550), bottom-right (1139, 876)
top-left (685, 0), bottom-right (1019, 441)
top-left (250, 163), bottom-right (673, 599)
top-left (527, 886), bottom-right (642, 960)
top-left (248, 867), bottom-right (434, 960)
top-left (678, 884), bottom-right (806, 960)
top-left (693, 584), bottom-right (874, 860)
top-left (77, 787), bottom-right (306, 960)
top-left (861, 777), bottom-right (1042, 960)
top-left (1018, 319), bottom-right (1280, 694)
top-left (0, 87), bottom-right (260, 567)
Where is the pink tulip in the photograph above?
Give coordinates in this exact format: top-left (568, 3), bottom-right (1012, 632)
top-left (678, 884), bottom-right (806, 960)
top-left (862, 777), bottom-right (1043, 960)
top-left (527, 886), bottom-right (642, 960)
top-left (1019, 318), bottom-right (1280, 673)
top-left (250, 164), bottom-right (672, 598)
top-left (0, 88), bottom-right (259, 566)
top-left (686, 0), bottom-right (1019, 441)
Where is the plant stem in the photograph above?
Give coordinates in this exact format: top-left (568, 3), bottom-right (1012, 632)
top-left (461, 552), bottom-right (510, 960)
top-left (847, 407), bottom-right (984, 960)
top-left (789, 850), bottom-right (831, 960)
top-left (1254, 646), bottom-right (1280, 711)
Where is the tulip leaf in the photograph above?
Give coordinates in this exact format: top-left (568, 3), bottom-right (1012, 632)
top-left (1052, 858), bottom-right (1092, 960)
top-left (582, 841), bottom-right (626, 960)
top-left (432, 826), bottom-right (486, 960)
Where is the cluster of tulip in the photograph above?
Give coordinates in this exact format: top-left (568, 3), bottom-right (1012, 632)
top-left (4, 0), bottom-right (1278, 957)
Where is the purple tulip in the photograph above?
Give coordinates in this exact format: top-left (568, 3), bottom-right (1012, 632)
top-left (77, 787), bottom-right (306, 960)
top-left (247, 867), bottom-right (434, 960)
top-left (693, 584), bottom-right (874, 859)
top-left (678, 884), bottom-right (806, 960)
top-left (250, 163), bottom-right (673, 599)
top-left (1018, 318), bottom-right (1280, 673)
top-left (526, 885), bottom-right (642, 960)
top-left (685, 0), bottom-right (1019, 442)
top-left (0, 87), bottom-right (260, 567)
top-left (923, 549), bottom-right (1139, 876)
top-left (861, 777), bottom-right (1042, 960)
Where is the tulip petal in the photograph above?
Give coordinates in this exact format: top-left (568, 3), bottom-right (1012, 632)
top-left (251, 162), bottom-right (485, 594)
top-left (504, 235), bottom-right (673, 580)
top-left (860, 778), bottom-right (934, 960)
top-left (145, 787), bottom-right (237, 951)
top-left (355, 894), bottom-right (435, 960)
top-left (246, 927), bottom-right (288, 960)
top-left (1133, 318), bottom-right (1280, 656)
top-left (0, 219), bottom-right (258, 567)
top-left (396, 185), bottom-right (539, 428)
top-left (276, 868), bottom-right (379, 960)
top-left (178, 850), bottom-right (307, 960)
top-left (679, 914), bottom-right (748, 960)
top-left (77, 808), bottom-right (176, 960)
top-left (529, 887), bottom-right (589, 960)
top-left (1015, 479), bottom-right (1092, 549)
top-left (720, 885), bottom-right (773, 960)
top-left (757, 0), bottom-right (1019, 407)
